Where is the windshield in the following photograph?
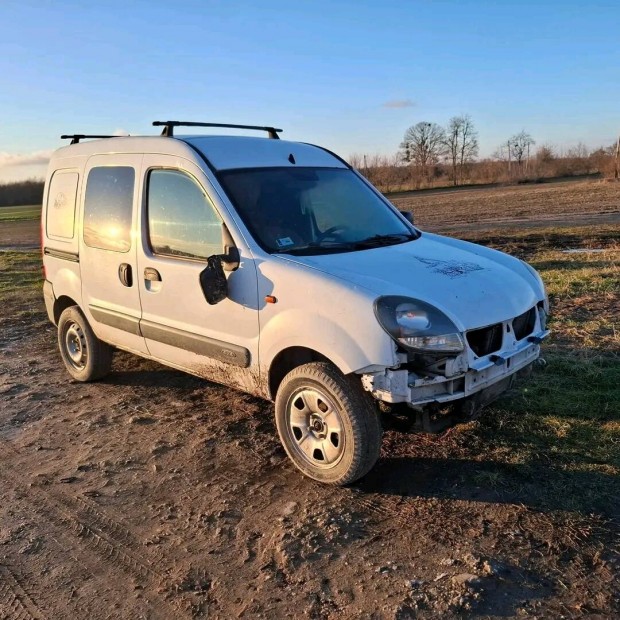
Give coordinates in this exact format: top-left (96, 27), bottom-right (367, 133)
top-left (218, 167), bottom-right (418, 255)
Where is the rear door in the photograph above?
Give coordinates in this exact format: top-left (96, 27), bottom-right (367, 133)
top-left (136, 155), bottom-right (260, 388)
top-left (79, 154), bottom-right (148, 354)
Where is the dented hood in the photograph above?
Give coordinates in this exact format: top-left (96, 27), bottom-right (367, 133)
top-left (279, 232), bottom-right (544, 331)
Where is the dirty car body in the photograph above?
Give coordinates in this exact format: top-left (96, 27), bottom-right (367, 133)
top-left (42, 123), bottom-right (548, 484)
top-left (210, 146), bottom-right (549, 415)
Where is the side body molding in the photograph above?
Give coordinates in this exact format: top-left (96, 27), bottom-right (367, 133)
top-left (88, 305), bottom-right (251, 368)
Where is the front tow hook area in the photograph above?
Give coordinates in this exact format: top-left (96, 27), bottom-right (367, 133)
top-left (382, 359), bottom-right (546, 435)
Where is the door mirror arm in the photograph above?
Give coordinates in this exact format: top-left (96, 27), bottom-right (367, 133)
top-left (221, 223), bottom-right (240, 272)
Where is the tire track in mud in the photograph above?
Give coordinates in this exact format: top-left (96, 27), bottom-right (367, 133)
top-left (352, 493), bottom-right (405, 524)
top-left (224, 435), bottom-right (424, 537)
top-left (0, 565), bottom-right (45, 620)
top-left (218, 431), bottom-right (420, 531)
top-left (0, 441), bottom-right (189, 619)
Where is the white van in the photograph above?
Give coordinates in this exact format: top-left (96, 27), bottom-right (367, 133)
top-left (42, 121), bottom-right (549, 485)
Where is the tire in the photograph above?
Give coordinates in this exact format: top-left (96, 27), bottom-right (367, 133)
top-left (57, 306), bottom-right (113, 382)
top-left (275, 362), bottom-right (382, 485)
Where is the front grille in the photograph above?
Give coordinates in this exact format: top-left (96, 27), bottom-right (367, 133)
top-left (512, 307), bottom-right (537, 341)
top-left (466, 323), bottom-right (503, 357)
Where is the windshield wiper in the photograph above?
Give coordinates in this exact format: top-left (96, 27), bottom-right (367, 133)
top-left (353, 233), bottom-right (416, 249)
top-left (272, 233), bottom-right (416, 256)
top-left (273, 241), bottom-right (356, 256)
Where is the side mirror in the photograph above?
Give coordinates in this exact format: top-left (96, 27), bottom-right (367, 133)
top-left (399, 210), bottom-right (414, 225)
top-left (199, 225), bottom-right (240, 304)
top-left (199, 256), bottom-right (228, 305)
top-left (221, 224), bottom-right (240, 272)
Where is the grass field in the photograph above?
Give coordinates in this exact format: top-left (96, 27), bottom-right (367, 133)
top-left (0, 204), bottom-right (41, 221)
top-left (458, 225), bottom-right (619, 516)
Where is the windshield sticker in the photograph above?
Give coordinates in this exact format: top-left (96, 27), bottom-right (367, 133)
top-left (413, 256), bottom-right (485, 279)
top-left (276, 237), bottom-right (294, 248)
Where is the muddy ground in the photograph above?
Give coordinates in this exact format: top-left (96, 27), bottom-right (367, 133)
top-left (1, 202), bottom-right (619, 618)
top-left (5, 309), bottom-right (619, 620)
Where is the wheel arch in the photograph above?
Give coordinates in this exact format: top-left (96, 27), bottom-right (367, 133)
top-left (53, 295), bottom-right (79, 324)
top-left (268, 346), bottom-right (333, 400)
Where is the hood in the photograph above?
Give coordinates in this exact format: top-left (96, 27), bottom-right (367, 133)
top-left (277, 232), bottom-right (544, 331)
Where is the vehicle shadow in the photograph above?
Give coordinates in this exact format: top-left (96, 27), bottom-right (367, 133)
top-left (355, 455), bottom-right (620, 521)
top-left (105, 365), bottom-right (207, 390)
top-left (104, 353), bottom-right (619, 522)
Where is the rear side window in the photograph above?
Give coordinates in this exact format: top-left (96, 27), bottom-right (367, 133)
top-left (46, 170), bottom-right (79, 239)
top-left (147, 169), bottom-right (222, 260)
top-left (83, 166), bottom-right (135, 252)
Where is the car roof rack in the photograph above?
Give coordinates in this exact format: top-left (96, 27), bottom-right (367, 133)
top-left (60, 134), bottom-right (120, 145)
top-left (152, 121), bottom-right (283, 140)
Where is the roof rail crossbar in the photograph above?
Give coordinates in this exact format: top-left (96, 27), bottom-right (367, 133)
top-left (152, 121), bottom-right (283, 140)
top-left (60, 134), bottom-right (119, 145)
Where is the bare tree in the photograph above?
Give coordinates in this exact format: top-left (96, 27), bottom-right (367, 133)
top-left (492, 143), bottom-right (510, 162)
top-left (567, 142), bottom-right (589, 159)
top-left (348, 153), bottom-right (364, 171)
top-left (533, 144), bottom-right (555, 176)
top-left (445, 115), bottom-right (479, 185)
top-left (509, 131), bottom-right (536, 171)
top-left (400, 122), bottom-right (446, 187)
top-left (535, 144), bottom-right (555, 164)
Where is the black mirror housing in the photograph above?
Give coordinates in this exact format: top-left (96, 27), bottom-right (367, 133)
top-left (399, 210), bottom-right (414, 225)
top-left (199, 256), bottom-right (228, 305)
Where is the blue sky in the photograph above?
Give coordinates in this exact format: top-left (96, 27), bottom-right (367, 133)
top-left (1, 0), bottom-right (618, 181)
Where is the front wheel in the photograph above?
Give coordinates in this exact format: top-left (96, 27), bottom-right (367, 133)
top-left (57, 306), bottom-right (113, 382)
top-left (275, 362), bottom-right (382, 485)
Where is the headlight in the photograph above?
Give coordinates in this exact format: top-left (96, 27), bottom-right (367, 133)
top-left (374, 296), bottom-right (464, 353)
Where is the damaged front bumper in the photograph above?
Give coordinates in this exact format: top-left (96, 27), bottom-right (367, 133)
top-left (361, 329), bottom-right (550, 409)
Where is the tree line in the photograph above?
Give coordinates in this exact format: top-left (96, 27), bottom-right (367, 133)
top-left (0, 179), bottom-right (44, 207)
top-left (350, 117), bottom-right (619, 192)
top-left (1, 125), bottom-right (618, 205)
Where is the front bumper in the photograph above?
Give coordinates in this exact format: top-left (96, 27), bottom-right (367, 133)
top-left (361, 329), bottom-right (549, 407)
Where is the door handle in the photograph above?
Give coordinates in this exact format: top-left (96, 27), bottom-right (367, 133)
top-left (144, 267), bottom-right (162, 282)
top-left (118, 263), bottom-right (133, 287)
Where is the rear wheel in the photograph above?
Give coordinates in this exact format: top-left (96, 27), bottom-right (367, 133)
top-left (275, 362), bottom-right (382, 485)
top-left (57, 306), bottom-right (112, 381)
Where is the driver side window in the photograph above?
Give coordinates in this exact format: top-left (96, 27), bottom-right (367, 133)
top-left (147, 169), bottom-right (223, 260)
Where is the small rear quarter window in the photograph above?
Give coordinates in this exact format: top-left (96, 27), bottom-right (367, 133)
top-left (83, 166), bottom-right (135, 252)
top-left (46, 170), bottom-right (79, 239)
